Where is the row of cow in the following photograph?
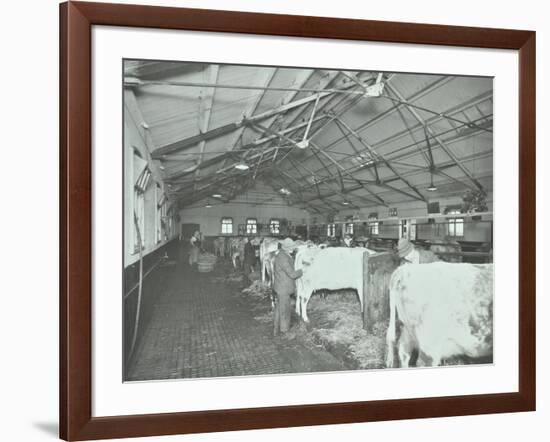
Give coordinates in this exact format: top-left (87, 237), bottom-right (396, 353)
top-left (211, 235), bottom-right (467, 267)
top-left (212, 235), bottom-right (493, 369)
top-left (211, 235), bottom-right (324, 273)
top-left (212, 236), bottom-right (263, 269)
top-left (211, 235), bottom-right (465, 270)
top-left (268, 238), bottom-right (493, 369)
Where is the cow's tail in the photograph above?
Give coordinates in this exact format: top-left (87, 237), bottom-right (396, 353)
top-left (385, 271), bottom-right (399, 368)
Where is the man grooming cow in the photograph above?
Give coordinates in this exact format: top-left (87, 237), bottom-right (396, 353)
top-left (272, 239), bottom-right (303, 336)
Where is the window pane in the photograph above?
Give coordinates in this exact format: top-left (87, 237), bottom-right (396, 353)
top-left (270, 220), bottom-right (280, 234)
top-left (456, 219), bottom-right (464, 236)
top-left (221, 218), bottom-right (233, 234)
top-left (246, 219), bottom-right (257, 234)
top-left (448, 221), bottom-right (455, 236)
top-left (133, 190), bottom-right (144, 252)
top-left (369, 222), bottom-right (379, 235)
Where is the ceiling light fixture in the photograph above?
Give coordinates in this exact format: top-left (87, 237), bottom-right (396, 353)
top-left (280, 188), bottom-right (291, 195)
top-left (234, 162), bottom-right (249, 170)
top-left (342, 201), bottom-right (350, 205)
top-left (364, 72), bottom-right (385, 98)
top-left (212, 193), bottom-right (222, 198)
top-left (427, 173), bottom-right (437, 192)
top-left (205, 204), bottom-right (212, 208)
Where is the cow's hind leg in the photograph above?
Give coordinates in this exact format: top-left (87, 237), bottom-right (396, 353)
top-left (301, 297), bottom-right (310, 322)
top-left (397, 328), bottom-right (417, 368)
top-left (295, 292), bottom-right (310, 322)
top-left (428, 354), bottom-right (442, 367)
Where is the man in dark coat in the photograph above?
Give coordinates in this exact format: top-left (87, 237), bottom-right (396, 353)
top-left (272, 239), bottom-right (303, 336)
top-left (396, 237), bottom-right (439, 265)
top-left (243, 237), bottom-right (256, 282)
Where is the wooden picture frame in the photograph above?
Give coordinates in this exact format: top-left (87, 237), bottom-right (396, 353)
top-left (60, 1), bottom-right (536, 440)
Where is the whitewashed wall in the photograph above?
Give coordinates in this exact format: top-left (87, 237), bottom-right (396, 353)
top-left (124, 90), bottom-right (178, 266)
top-left (178, 182), bottom-right (310, 236)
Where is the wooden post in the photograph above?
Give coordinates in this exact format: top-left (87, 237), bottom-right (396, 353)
top-left (363, 251), bottom-right (398, 333)
top-left (362, 250), bottom-right (371, 332)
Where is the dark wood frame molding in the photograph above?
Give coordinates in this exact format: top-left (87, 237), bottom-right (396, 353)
top-left (60, 1), bottom-right (536, 440)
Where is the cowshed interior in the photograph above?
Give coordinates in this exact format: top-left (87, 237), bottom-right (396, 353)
top-left (124, 60), bottom-right (493, 380)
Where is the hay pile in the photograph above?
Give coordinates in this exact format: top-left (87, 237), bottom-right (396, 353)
top-left (308, 292), bottom-right (387, 369)
top-left (212, 270), bottom-right (243, 283)
top-left (242, 280), bottom-right (272, 301)
top-left (253, 311), bottom-right (273, 324)
top-left (248, 270), bottom-right (261, 281)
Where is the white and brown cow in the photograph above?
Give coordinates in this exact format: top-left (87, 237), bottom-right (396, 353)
top-left (229, 237), bottom-right (246, 269)
top-left (260, 237), bottom-right (280, 282)
top-left (385, 262), bottom-right (493, 368)
top-left (263, 250), bottom-right (279, 288)
top-left (294, 247), bottom-right (375, 322)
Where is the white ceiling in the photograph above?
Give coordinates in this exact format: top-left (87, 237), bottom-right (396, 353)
top-left (125, 60), bottom-right (493, 214)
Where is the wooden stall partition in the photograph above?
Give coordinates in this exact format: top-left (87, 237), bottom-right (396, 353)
top-left (362, 251), bottom-right (399, 332)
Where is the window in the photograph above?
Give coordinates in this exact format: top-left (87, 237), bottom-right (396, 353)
top-left (246, 218), bottom-right (257, 234)
top-left (369, 222), bottom-right (379, 236)
top-left (345, 216), bottom-right (354, 235)
top-left (156, 185), bottom-right (166, 243)
top-left (447, 210), bottom-right (464, 237)
top-left (270, 219), bottom-right (280, 235)
top-left (166, 214), bottom-right (173, 238)
top-left (221, 217), bottom-right (233, 234)
top-left (327, 223), bottom-right (336, 237)
top-left (133, 188), bottom-right (145, 252)
top-left (132, 151), bottom-right (150, 253)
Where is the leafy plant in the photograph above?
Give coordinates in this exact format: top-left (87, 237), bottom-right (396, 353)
top-left (461, 189), bottom-right (488, 213)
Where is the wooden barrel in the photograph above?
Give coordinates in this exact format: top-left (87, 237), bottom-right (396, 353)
top-left (197, 253), bottom-right (217, 273)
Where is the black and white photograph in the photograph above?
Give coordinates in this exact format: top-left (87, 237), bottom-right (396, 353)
top-left (123, 59), bottom-right (494, 382)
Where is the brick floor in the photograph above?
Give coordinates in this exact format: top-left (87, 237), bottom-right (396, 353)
top-left (126, 263), bottom-right (328, 381)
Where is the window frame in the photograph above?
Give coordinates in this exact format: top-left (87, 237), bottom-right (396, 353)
top-left (246, 218), bottom-right (258, 235)
top-left (369, 221), bottom-right (379, 236)
top-left (269, 218), bottom-right (280, 235)
top-left (221, 217), bottom-right (233, 235)
top-left (345, 216), bottom-right (354, 235)
top-left (447, 209), bottom-right (464, 237)
top-left (133, 187), bottom-right (145, 253)
top-left (155, 184), bottom-right (165, 244)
